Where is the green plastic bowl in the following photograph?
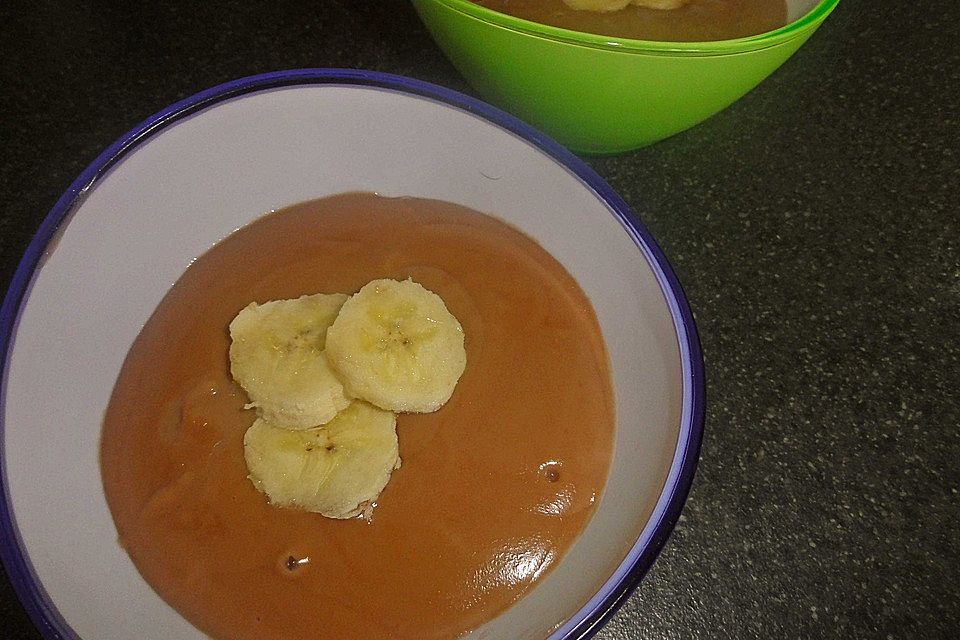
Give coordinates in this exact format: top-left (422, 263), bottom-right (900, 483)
top-left (412, 0), bottom-right (840, 153)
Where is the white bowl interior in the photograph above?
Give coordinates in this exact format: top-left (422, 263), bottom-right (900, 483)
top-left (3, 83), bottom-right (685, 639)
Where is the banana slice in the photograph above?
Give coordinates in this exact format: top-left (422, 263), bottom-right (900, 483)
top-left (562, 0), bottom-right (686, 11)
top-left (243, 401), bottom-right (401, 518)
top-left (229, 293), bottom-right (350, 430)
top-left (325, 278), bottom-right (466, 413)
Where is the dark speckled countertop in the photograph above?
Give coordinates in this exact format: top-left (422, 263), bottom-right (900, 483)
top-left (1, 0), bottom-right (957, 638)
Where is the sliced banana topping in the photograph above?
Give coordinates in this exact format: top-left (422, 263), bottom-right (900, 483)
top-left (244, 401), bottom-right (400, 518)
top-left (229, 293), bottom-right (350, 430)
top-left (229, 279), bottom-right (466, 519)
top-left (325, 278), bottom-right (467, 414)
top-left (562, 0), bottom-right (687, 11)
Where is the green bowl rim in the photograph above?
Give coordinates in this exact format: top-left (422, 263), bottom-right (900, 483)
top-left (429, 0), bottom-right (841, 54)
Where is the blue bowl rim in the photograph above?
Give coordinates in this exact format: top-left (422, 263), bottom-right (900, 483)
top-left (0, 68), bottom-right (705, 640)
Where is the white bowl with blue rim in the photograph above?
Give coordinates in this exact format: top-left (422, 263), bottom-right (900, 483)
top-left (0, 69), bottom-right (704, 640)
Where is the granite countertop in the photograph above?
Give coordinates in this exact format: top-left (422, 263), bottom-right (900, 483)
top-left (1, 0), bottom-right (957, 638)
